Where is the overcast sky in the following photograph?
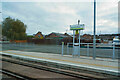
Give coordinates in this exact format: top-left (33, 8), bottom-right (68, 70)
top-left (1, 0), bottom-right (119, 35)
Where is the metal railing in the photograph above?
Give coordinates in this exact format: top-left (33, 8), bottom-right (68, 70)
top-left (62, 42), bottom-right (119, 59)
top-left (2, 42), bottom-right (118, 59)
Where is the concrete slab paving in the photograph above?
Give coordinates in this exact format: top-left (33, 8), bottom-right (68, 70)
top-left (1, 50), bottom-right (120, 76)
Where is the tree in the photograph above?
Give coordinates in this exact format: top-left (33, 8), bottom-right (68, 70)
top-left (0, 24), bottom-right (1, 35)
top-left (0, 24), bottom-right (2, 40)
top-left (2, 17), bottom-right (27, 40)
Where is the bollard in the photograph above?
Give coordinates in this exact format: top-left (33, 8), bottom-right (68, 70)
top-left (62, 42), bottom-right (64, 56)
top-left (87, 44), bottom-right (89, 57)
top-left (67, 43), bottom-right (69, 55)
top-left (112, 44), bottom-right (115, 59)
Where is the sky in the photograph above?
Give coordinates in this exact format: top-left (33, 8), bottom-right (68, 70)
top-left (1, 0), bottom-right (119, 35)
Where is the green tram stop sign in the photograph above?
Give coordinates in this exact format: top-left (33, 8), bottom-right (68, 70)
top-left (70, 24), bottom-right (85, 30)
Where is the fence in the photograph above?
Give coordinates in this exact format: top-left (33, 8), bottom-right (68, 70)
top-left (1, 42), bottom-right (119, 59)
top-left (2, 43), bottom-right (62, 54)
top-left (62, 42), bottom-right (119, 59)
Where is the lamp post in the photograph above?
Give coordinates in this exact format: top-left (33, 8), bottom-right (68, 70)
top-left (93, 0), bottom-right (96, 59)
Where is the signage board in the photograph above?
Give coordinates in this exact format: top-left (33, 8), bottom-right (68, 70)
top-left (70, 24), bottom-right (85, 30)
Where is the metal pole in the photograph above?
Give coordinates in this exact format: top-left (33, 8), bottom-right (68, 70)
top-left (73, 30), bottom-right (75, 56)
top-left (73, 30), bottom-right (75, 45)
top-left (79, 30), bottom-right (80, 57)
top-left (87, 44), bottom-right (89, 57)
top-left (78, 20), bottom-right (80, 43)
top-left (62, 42), bottom-right (64, 56)
top-left (78, 20), bottom-right (80, 25)
top-left (78, 20), bottom-right (80, 57)
top-left (93, 0), bottom-right (96, 59)
top-left (112, 44), bottom-right (115, 59)
top-left (67, 43), bottom-right (69, 55)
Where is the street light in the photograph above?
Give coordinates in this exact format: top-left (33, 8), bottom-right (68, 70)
top-left (93, 0), bottom-right (96, 59)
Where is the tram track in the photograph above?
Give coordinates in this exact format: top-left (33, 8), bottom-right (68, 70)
top-left (1, 57), bottom-right (87, 79)
top-left (1, 60), bottom-right (79, 79)
top-left (1, 54), bottom-right (119, 80)
top-left (1, 69), bottom-right (32, 80)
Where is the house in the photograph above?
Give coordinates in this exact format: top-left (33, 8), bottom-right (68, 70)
top-left (81, 34), bottom-right (93, 40)
top-left (45, 32), bottom-right (71, 39)
top-left (34, 31), bottom-right (44, 39)
top-left (99, 34), bottom-right (120, 41)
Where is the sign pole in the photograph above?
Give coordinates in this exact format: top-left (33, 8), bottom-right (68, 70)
top-left (78, 20), bottom-right (80, 57)
top-left (79, 30), bottom-right (80, 57)
top-left (70, 20), bottom-right (85, 57)
top-left (93, 0), bottom-right (96, 59)
top-left (72, 30), bottom-right (75, 57)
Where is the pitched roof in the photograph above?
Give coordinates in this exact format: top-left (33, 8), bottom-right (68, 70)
top-left (45, 32), bottom-right (71, 39)
top-left (52, 32), bottom-right (70, 37)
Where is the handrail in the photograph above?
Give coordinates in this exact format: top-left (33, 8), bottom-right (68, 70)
top-left (65, 42), bottom-right (118, 59)
top-left (67, 43), bottom-right (117, 45)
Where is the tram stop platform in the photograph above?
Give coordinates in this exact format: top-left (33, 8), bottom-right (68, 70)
top-left (1, 50), bottom-right (120, 76)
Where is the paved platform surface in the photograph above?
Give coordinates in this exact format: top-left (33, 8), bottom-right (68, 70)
top-left (1, 50), bottom-right (120, 75)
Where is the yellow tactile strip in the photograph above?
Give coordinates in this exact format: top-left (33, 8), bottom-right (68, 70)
top-left (2, 51), bottom-right (119, 69)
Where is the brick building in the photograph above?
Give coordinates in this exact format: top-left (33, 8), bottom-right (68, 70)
top-left (99, 34), bottom-right (120, 41)
top-left (45, 32), bottom-right (71, 39)
top-left (34, 31), bottom-right (44, 39)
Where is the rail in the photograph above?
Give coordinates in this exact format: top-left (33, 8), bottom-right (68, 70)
top-left (0, 69), bottom-right (31, 80)
top-left (1, 55), bottom-right (102, 79)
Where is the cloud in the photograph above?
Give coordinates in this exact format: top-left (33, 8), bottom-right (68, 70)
top-left (36, 3), bottom-right (77, 15)
top-left (2, 2), bottom-right (118, 35)
top-left (1, 0), bottom-right (120, 2)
